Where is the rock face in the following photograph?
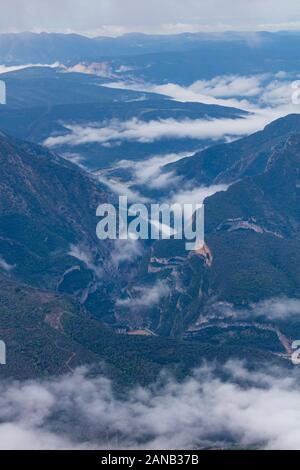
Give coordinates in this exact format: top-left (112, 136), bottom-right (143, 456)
top-left (0, 132), bottom-right (112, 289)
top-left (128, 115), bottom-right (300, 336)
top-left (166, 114), bottom-right (300, 185)
top-left (2, 114), bottom-right (300, 380)
top-left (0, 132), bottom-right (232, 384)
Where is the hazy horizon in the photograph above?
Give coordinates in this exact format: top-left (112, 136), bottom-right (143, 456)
top-left (2, 29), bottom-right (300, 39)
top-left (1, 0), bottom-right (300, 37)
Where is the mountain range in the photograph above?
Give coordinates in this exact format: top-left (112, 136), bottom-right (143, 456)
top-left (1, 32), bottom-right (300, 84)
top-left (117, 114), bottom-right (300, 345)
top-left (1, 112), bottom-right (299, 381)
top-left (0, 130), bottom-right (288, 384)
top-left (1, 31), bottom-right (300, 385)
top-left (0, 66), bottom-right (246, 169)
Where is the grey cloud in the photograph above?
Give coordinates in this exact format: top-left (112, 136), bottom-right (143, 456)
top-left (116, 151), bottom-right (192, 189)
top-left (169, 184), bottom-right (229, 207)
top-left (110, 239), bottom-right (143, 266)
top-left (105, 73), bottom-right (299, 111)
top-left (201, 297), bottom-right (300, 323)
top-left (251, 298), bottom-right (300, 321)
top-left (0, 255), bottom-right (15, 272)
top-left (116, 281), bottom-right (170, 309)
top-left (43, 72), bottom-right (300, 150)
top-left (96, 173), bottom-right (149, 203)
top-left (1, 362), bottom-right (300, 449)
top-left (0, 1), bottom-right (300, 35)
top-left (68, 243), bottom-right (103, 278)
top-left (43, 115), bottom-right (274, 147)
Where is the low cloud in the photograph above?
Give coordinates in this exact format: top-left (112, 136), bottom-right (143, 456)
top-left (252, 298), bottom-right (300, 321)
top-left (201, 297), bottom-right (300, 323)
top-left (105, 73), bottom-right (299, 111)
top-left (43, 73), bottom-right (300, 154)
top-left (1, 362), bottom-right (300, 449)
top-left (150, 78), bottom-right (262, 109)
top-left (259, 79), bottom-right (298, 107)
top-left (169, 184), bottom-right (229, 207)
top-left (62, 152), bottom-right (87, 169)
top-left (110, 239), bottom-right (143, 267)
top-left (117, 151), bottom-right (194, 189)
top-left (68, 244), bottom-right (103, 278)
top-left (105, 78), bottom-right (257, 109)
top-left (0, 256), bottom-right (15, 272)
top-left (191, 75), bottom-right (263, 98)
top-left (43, 114), bottom-right (273, 148)
top-left (0, 63), bottom-right (60, 75)
top-left (96, 173), bottom-right (149, 203)
top-left (116, 281), bottom-right (169, 309)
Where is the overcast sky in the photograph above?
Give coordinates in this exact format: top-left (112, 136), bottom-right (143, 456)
top-left (1, 0), bottom-right (300, 36)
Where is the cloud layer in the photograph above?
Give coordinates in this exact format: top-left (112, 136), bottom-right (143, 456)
top-left (106, 72), bottom-right (300, 111)
top-left (0, 255), bottom-right (15, 272)
top-left (44, 114), bottom-right (273, 148)
top-left (116, 280), bottom-right (169, 309)
top-left (1, 1), bottom-right (300, 35)
top-left (68, 244), bottom-right (103, 278)
top-left (1, 362), bottom-right (300, 449)
top-left (44, 73), bottom-right (300, 156)
top-left (198, 297), bottom-right (300, 323)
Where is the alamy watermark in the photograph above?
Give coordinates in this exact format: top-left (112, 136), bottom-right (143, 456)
top-left (292, 340), bottom-right (300, 365)
top-left (96, 196), bottom-right (205, 251)
top-left (292, 80), bottom-right (300, 105)
top-left (0, 80), bottom-right (6, 105)
top-left (0, 340), bottom-right (6, 365)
